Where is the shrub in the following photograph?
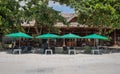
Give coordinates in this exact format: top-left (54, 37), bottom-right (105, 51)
top-left (84, 45), bottom-right (92, 54)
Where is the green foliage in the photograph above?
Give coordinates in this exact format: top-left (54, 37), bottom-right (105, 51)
top-left (55, 0), bottom-right (120, 34)
top-left (0, 0), bottom-right (24, 34)
top-left (84, 45), bottom-right (92, 54)
top-left (52, 0), bottom-right (72, 5)
top-left (22, 0), bottom-right (67, 34)
top-left (78, 0), bottom-right (120, 34)
top-left (0, 16), bottom-right (2, 25)
top-left (0, 0), bottom-right (67, 35)
top-left (1, 0), bottom-right (119, 35)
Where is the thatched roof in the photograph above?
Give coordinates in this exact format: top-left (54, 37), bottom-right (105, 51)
top-left (21, 20), bottom-right (35, 27)
top-left (60, 13), bottom-right (77, 22)
top-left (21, 13), bottom-right (77, 27)
top-left (54, 13), bottom-right (87, 27)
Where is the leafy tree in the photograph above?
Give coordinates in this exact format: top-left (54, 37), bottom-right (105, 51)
top-left (54, 0), bottom-right (120, 34)
top-left (0, 0), bottom-right (67, 35)
top-left (0, 0), bottom-right (24, 34)
top-left (22, 0), bottom-right (67, 35)
top-left (53, 0), bottom-right (120, 46)
top-left (0, 15), bottom-right (2, 26)
top-left (80, 0), bottom-right (119, 33)
top-left (52, 0), bottom-right (72, 5)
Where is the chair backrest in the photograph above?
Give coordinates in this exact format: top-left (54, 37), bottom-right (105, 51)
top-left (13, 45), bottom-right (18, 49)
top-left (55, 47), bottom-right (63, 53)
top-left (21, 46), bottom-right (25, 50)
top-left (27, 46), bottom-right (32, 51)
top-left (69, 46), bottom-right (74, 49)
top-left (63, 46), bottom-right (68, 51)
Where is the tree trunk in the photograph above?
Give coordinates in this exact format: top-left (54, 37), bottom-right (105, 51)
top-left (34, 26), bottom-right (39, 35)
top-left (113, 29), bottom-right (117, 46)
top-left (39, 26), bottom-right (43, 35)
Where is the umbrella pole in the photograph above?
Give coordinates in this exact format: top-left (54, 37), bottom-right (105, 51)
top-left (63, 39), bottom-right (66, 46)
top-left (19, 38), bottom-right (20, 48)
top-left (48, 38), bottom-right (50, 48)
top-left (71, 39), bottom-right (72, 46)
top-left (12, 38), bottom-right (14, 48)
top-left (94, 39), bottom-right (96, 47)
top-left (75, 39), bottom-right (77, 46)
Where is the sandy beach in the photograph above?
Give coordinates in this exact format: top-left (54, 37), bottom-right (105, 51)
top-left (0, 52), bottom-right (120, 74)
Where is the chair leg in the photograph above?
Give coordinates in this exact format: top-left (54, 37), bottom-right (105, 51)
top-left (68, 50), bottom-right (76, 55)
top-left (45, 50), bottom-right (53, 55)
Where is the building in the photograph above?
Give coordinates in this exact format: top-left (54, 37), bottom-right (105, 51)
top-left (21, 13), bottom-right (120, 47)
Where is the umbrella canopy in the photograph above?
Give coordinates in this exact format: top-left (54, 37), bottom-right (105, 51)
top-left (60, 33), bottom-right (81, 46)
top-left (83, 34), bottom-right (108, 40)
top-left (5, 32), bottom-right (33, 38)
top-left (60, 33), bottom-right (81, 39)
top-left (36, 33), bottom-right (60, 47)
top-left (5, 32), bottom-right (33, 48)
top-left (36, 33), bottom-right (60, 39)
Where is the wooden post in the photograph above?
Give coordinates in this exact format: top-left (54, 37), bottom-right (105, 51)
top-left (113, 29), bottom-right (117, 46)
top-left (94, 39), bottom-right (96, 47)
top-left (75, 39), bottom-right (77, 46)
top-left (19, 38), bottom-right (21, 48)
top-left (63, 39), bottom-right (66, 46)
top-left (48, 38), bottom-right (50, 48)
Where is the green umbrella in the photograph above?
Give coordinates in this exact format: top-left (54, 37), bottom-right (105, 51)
top-left (83, 34), bottom-right (108, 40)
top-left (61, 33), bottom-right (81, 46)
top-left (83, 34), bottom-right (108, 47)
top-left (36, 33), bottom-right (60, 39)
top-left (36, 33), bottom-right (60, 47)
top-left (6, 32), bottom-right (33, 38)
top-left (60, 33), bottom-right (81, 39)
top-left (5, 32), bottom-right (33, 48)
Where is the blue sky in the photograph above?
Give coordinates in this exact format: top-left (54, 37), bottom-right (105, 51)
top-left (20, 1), bottom-right (75, 13)
top-left (48, 1), bottom-right (75, 13)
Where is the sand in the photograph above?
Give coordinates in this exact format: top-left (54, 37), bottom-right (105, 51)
top-left (0, 52), bottom-right (120, 74)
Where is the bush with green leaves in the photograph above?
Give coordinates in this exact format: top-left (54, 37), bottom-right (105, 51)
top-left (84, 45), bottom-right (92, 54)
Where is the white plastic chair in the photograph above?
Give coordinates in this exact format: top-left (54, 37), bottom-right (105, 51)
top-left (68, 47), bottom-right (76, 55)
top-left (45, 49), bottom-right (53, 54)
